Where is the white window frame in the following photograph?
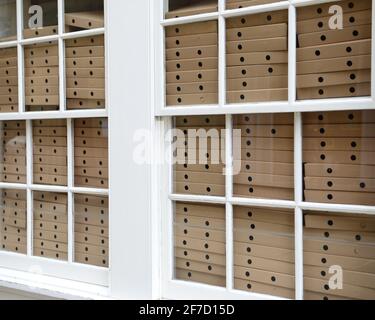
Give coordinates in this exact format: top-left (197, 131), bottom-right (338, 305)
top-left (153, 0), bottom-right (375, 300)
top-left (0, 0), bottom-right (157, 300)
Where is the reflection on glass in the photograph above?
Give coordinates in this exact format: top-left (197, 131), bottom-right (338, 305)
top-left (166, 0), bottom-right (217, 19)
top-left (0, 0), bottom-right (17, 42)
top-left (65, 0), bottom-right (104, 32)
top-left (0, 47), bottom-right (18, 113)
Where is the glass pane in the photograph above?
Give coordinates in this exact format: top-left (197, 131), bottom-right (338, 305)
top-left (25, 41), bottom-right (59, 112)
top-left (33, 191), bottom-right (68, 261)
top-left (226, 0), bottom-right (283, 10)
top-left (74, 194), bottom-right (108, 268)
top-left (33, 119), bottom-right (67, 186)
top-left (0, 189), bottom-right (27, 255)
top-left (23, 0), bottom-right (58, 39)
top-left (234, 206), bottom-right (295, 299)
top-left (0, 47), bottom-right (18, 113)
top-left (1, 121), bottom-right (26, 183)
top-left (65, 0), bottom-right (104, 33)
top-left (226, 10), bottom-right (288, 103)
top-left (0, 0), bottom-right (17, 42)
top-left (166, 0), bottom-right (217, 19)
top-left (303, 211), bottom-right (375, 300)
top-left (233, 113), bottom-right (294, 200)
top-left (165, 21), bottom-right (218, 106)
top-left (297, 0), bottom-right (372, 99)
top-left (303, 110), bottom-right (375, 206)
top-left (174, 202), bottom-right (226, 287)
top-left (74, 118), bottom-right (108, 188)
top-left (65, 35), bottom-right (105, 110)
top-left (173, 115), bottom-right (225, 196)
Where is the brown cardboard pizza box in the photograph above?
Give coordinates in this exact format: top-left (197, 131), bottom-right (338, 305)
top-left (34, 247), bottom-right (67, 261)
top-left (234, 242), bottom-right (295, 263)
top-left (304, 227), bottom-right (375, 243)
top-left (234, 229), bottom-right (294, 249)
top-left (25, 76), bottom-right (59, 87)
top-left (304, 291), bottom-right (353, 300)
top-left (34, 210), bottom-right (67, 224)
top-left (75, 203), bottom-right (108, 217)
top-left (176, 268), bottom-right (226, 287)
top-left (74, 137), bottom-right (107, 148)
top-left (166, 33), bottom-right (217, 49)
top-left (235, 149), bottom-right (294, 162)
top-left (33, 219), bottom-right (67, 234)
top-left (66, 68), bottom-right (105, 78)
top-left (237, 124), bottom-right (294, 138)
top-left (304, 214), bottom-right (375, 232)
top-left (234, 206), bottom-right (293, 225)
top-left (297, 39), bottom-right (371, 62)
top-left (66, 88), bottom-right (105, 100)
top-left (0, 56), bottom-right (17, 68)
top-left (234, 172), bottom-right (293, 188)
top-left (24, 45), bottom-right (58, 58)
top-left (74, 194), bottom-right (108, 207)
top-left (297, 70), bottom-right (371, 88)
top-left (65, 57), bottom-right (105, 69)
top-left (175, 224), bottom-right (226, 243)
top-left (226, 10), bottom-right (288, 28)
top-left (240, 137), bottom-right (293, 150)
top-left (23, 25), bottom-right (58, 38)
top-left (65, 11), bottom-right (104, 30)
top-left (33, 136), bottom-right (67, 147)
top-left (304, 251), bottom-right (375, 273)
top-left (0, 67), bottom-right (17, 77)
top-left (227, 88), bottom-right (288, 103)
top-left (3, 155), bottom-right (26, 165)
top-left (24, 56), bottom-right (58, 68)
top-left (227, 51), bottom-right (288, 66)
top-left (65, 46), bottom-right (104, 58)
top-left (234, 218), bottom-right (294, 234)
top-left (34, 164), bottom-right (67, 177)
top-left (175, 213), bottom-right (225, 230)
top-left (74, 127), bottom-right (107, 138)
top-left (297, 0), bottom-right (372, 21)
top-left (305, 176), bottom-right (375, 193)
top-left (67, 99), bottom-right (105, 109)
top-left (0, 76), bottom-right (17, 86)
top-left (75, 118), bottom-right (108, 128)
top-left (34, 145), bottom-right (67, 157)
top-left (75, 222), bottom-right (108, 238)
top-left (165, 0), bottom-right (218, 19)
top-left (304, 276), bottom-right (375, 300)
top-left (75, 168), bottom-right (108, 180)
top-left (227, 76), bottom-right (288, 91)
top-left (227, 63), bottom-right (288, 78)
top-left (174, 164), bottom-right (225, 175)
top-left (304, 264), bottom-right (375, 289)
top-left (175, 236), bottom-right (226, 254)
top-left (66, 35), bottom-right (104, 48)
top-left (297, 55), bottom-right (371, 75)
top-left (167, 69), bottom-right (218, 83)
top-left (25, 95), bottom-right (59, 106)
top-left (33, 239), bottom-right (68, 253)
top-left (0, 233), bottom-right (26, 245)
top-left (166, 81), bottom-right (218, 95)
top-left (34, 229), bottom-right (68, 243)
top-left (74, 147), bottom-right (107, 158)
top-left (166, 45), bottom-right (218, 61)
top-left (175, 247), bottom-right (226, 266)
top-left (2, 216), bottom-right (26, 229)
top-left (0, 95), bottom-right (18, 105)
top-left (303, 123), bottom-right (375, 138)
top-left (33, 191), bottom-right (67, 203)
top-left (175, 181), bottom-right (225, 196)
top-left (176, 258), bottom-right (226, 277)
top-left (303, 137), bottom-right (375, 152)
top-left (75, 242), bottom-right (108, 257)
top-left (75, 253), bottom-right (108, 267)
top-left (234, 253), bottom-right (295, 275)
top-left (297, 9), bottom-right (372, 34)
top-left (167, 57), bottom-right (218, 72)
top-left (304, 190), bottom-right (375, 206)
top-left (234, 184), bottom-right (294, 200)
top-left (74, 157), bottom-right (108, 169)
top-left (33, 155), bottom-right (67, 166)
top-left (227, 37), bottom-right (287, 54)
top-left (175, 171), bottom-right (225, 185)
top-left (0, 47), bottom-right (17, 57)
top-left (237, 160), bottom-right (293, 176)
top-left (66, 77), bottom-right (105, 88)
top-left (167, 93), bottom-right (218, 105)
top-left (234, 278), bottom-right (295, 299)
top-left (2, 164), bottom-right (27, 175)
top-left (175, 202), bottom-right (225, 219)
top-left (25, 67), bottom-right (59, 77)
top-left (226, 23), bottom-right (287, 41)
top-left (303, 151), bottom-right (375, 165)
top-left (297, 82), bottom-right (371, 99)
top-left (75, 211), bottom-right (108, 228)
top-left (34, 199), bottom-right (67, 214)
top-left (175, 115), bottom-right (225, 127)
top-left (75, 232), bottom-right (108, 247)
top-left (165, 21), bottom-right (218, 38)
top-left (234, 265), bottom-right (295, 289)
top-left (1, 242), bottom-right (27, 254)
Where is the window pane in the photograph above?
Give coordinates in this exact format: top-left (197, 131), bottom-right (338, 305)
top-left (65, 0), bottom-right (104, 33)
top-left (174, 202), bottom-right (226, 287)
top-left (173, 115), bottom-right (225, 197)
top-left (165, 21), bottom-right (218, 106)
top-left (226, 10), bottom-right (288, 103)
top-left (297, 0), bottom-right (372, 99)
top-left (303, 110), bottom-right (375, 206)
top-left (1, 121), bottom-right (26, 183)
top-left (234, 206), bottom-right (295, 299)
top-left (74, 118), bottom-right (108, 188)
top-left (166, 0), bottom-right (217, 19)
top-left (303, 211), bottom-right (375, 300)
top-left (25, 41), bottom-right (59, 112)
top-left (65, 35), bottom-right (105, 110)
top-left (23, 0), bottom-right (58, 39)
top-left (74, 194), bottom-right (108, 268)
top-left (33, 191), bottom-right (68, 261)
top-left (0, 47), bottom-right (18, 113)
top-left (233, 113), bottom-right (294, 200)
top-left (0, 189), bottom-right (27, 255)
top-left (0, 0), bottom-right (17, 42)
top-left (33, 119), bottom-right (67, 186)
top-left (226, 0), bottom-right (283, 10)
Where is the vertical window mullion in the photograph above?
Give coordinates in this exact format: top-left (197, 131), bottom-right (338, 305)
top-left (16, 0), bottom-right (24, 113)
top-left (225, 114), bottom-right (234, 290)
top-left (26, 119), bottom-right (33, 256)
top-left (67, 118), bottom-right (74, 263)
top-left (288, 3), bottom-right (297, 105)
top-left (58, 0), bottom-right (65, 112)
top-left (218, 0), bottom-right (226, 107)
top-left (294, 112), bottom-right (304, 300)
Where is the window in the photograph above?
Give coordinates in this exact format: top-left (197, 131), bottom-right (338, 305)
top-left (155, 0), bottom-right (375, 300)
top-left (0, 0), bottom-right (108, 287)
